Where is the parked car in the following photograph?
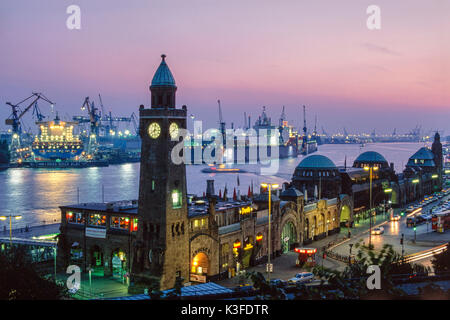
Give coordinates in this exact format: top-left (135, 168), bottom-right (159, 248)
top-left (371, 227), bottom-right (384, 235)
top-left (270, 279), bottom-right (287, 287)
top-left (288, 272), bottom-right (315, 284)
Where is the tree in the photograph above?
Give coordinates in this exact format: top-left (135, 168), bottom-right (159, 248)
top-left (431, 244), bottom-right (450, 273)
top-left (0, 247), bottom-right (68, 300)
top-left (245, 271), bottom-right (287, 300)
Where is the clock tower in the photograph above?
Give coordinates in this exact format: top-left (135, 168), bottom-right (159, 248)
top-left (132, 54), bottom-right (189, 291)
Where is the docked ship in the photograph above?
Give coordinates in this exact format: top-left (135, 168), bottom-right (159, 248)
top-left (32, 113), bottom-right (84, 161)
top-left (252, 106), bottom-right (298, 159)
top-left (299, 105), bottom-right (318, 156)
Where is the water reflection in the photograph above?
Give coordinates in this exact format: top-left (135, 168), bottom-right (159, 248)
top-left (389, 221), bottom-right (399, 235)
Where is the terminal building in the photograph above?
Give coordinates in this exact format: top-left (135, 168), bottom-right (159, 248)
top-left (57, 55), bottom-right (444, 292)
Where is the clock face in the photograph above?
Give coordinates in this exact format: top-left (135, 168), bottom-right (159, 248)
top-left (148, 122), bottom-right (161, 139)
top-left (169, 122), bottom-right (179, 139)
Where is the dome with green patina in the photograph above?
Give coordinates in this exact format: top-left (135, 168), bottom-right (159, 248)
top-left (151, 54), bottom-right (176, 87)
top-left (353, 151), bottom-right (389, 168)
top-left (296, 155), bottom-right (337, 169)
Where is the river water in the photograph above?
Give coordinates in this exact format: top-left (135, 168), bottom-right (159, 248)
top-left (0, 142), bottom-right (428, 228)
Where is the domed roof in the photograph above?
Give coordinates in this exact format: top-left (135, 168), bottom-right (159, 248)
top-left (151, 54), bottom-right (176, 87)
top-left (409, 147), bottom-right (434, 160)
top-left (296, 155), bottom-right (336, 169)
top-left (354, 151), bottom-right (387, 164)
top-left (281, 187), bottom-right (303, 198)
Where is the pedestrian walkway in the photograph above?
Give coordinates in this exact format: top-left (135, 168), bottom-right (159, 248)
top-left (58, 271), bottom-right (130, 300)
top-left (0, 223), bottom-right (60, 241)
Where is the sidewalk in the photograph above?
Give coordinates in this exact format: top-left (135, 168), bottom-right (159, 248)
top-left (0, 223), bottom-right (60, 240)
top-left (57, 271), bottom-right (130, 300)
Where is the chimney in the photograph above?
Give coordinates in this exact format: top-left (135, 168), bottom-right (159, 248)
top-left (206, 180), bottom-right (215, 197)
top-left (207, 194), bottom-right (218, 228)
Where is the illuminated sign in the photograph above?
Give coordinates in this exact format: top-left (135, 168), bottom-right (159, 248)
top-left (384, 188), bottom-right (393, 193)
top-left (190, 274), bottom-right (206, 283)
top-left (412, 179), bottom-right (420, 183)
top-left (244, 243), bottom-right (253, 251)
top-left (295, 248), bottom-right (317, 254)
top-left (432, 174), bottom-right (438, 179)
top-left (86, 227), bottom-right (106, 239)
top-left (239, 207), bottom-right (253, 215)
top-left (233, 242), bottom-right (241, 248)
top-left (256, 235), bottom-right (263, 241)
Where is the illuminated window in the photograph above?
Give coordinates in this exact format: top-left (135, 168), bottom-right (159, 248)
top-left (67, 212), bottom-right (84, 224)
top-left (172, 190), bottom-right (182, 209)
top-left (151, 179), bottom-right (155, 192)
top-left (111, 216), bottom-right (130, 230)
top-left (88, 214), bottom-right (106, 227)
top-left (194, 220), bottom-right (199, 228)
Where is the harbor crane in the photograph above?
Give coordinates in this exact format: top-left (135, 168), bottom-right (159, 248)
top-left (32, 101), bottom-right (46, 122)
top-left (80, 97), bottom-right (101, 136)
top-left (5, 92), bottom-right (54, 134)
top-left (130, 112), bottom-right (139, 135)
top-left (217, 99), bottom-right (226, 137)
top-left (279, 106), bottom-right (286, 128)
top-left (97, 94), bottom-right (132, 137)
top-left (302, 105), bottom-right (307, 137)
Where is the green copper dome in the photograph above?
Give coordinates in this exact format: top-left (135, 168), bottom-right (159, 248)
top-left (296, 155), bottom-right (336, 169)
top-left (151, 54), bottom-right (176, 87)
top-left (354, 151), bottom-right (387, 164)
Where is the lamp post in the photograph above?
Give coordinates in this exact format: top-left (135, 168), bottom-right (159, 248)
top-left (364, 165), bottom-right (379, 250)
top-left (384, 188), bottom-right (392, 219)
top-left (0, 214), bottom-right (23, 246)
top-left (260, 182), bottom-right (279, 282)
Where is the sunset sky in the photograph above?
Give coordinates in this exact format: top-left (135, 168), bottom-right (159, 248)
top-left (1, 0), bottom-right (449, 135)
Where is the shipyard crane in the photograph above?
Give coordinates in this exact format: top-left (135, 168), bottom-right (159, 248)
top-left (313, 115), bottom-right (318, 136)
top-left (5, 92), bottom-right (54, 134)
top-left (80, 97), bottom-right (101, 136)
top-left (343, 127), bottom-right (349, 137)
top-left (32, 101), bottom-right (46, 122)
top-left (279, 106), bottom-right (286, 128)
top-left (244, 112), bottom-right (247, 129)
top-left (302, 105), bottom-right (307, 137)
top-left (130, 112), bottom-right (139, 135)
top-left (217, 99), bottom-right (226, 137)
top-left (98, 94), bottom-right (105, 118)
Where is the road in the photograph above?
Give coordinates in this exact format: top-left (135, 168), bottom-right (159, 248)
top-left (331, 193), bottom-right (450, 265)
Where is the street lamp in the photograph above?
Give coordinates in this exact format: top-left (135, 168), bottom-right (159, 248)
top-left (364, 165), bottom-right (379, 249)
top-left (0, 214), bottom-right (23, 246)
top-left (260, 182), bottom-right (279, 282)
top-left (384, 188), bottom-right (392, 218)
